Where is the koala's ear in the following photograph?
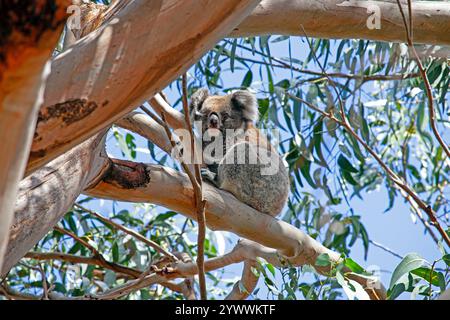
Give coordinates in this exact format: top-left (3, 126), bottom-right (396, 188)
top-left (231, 90), bottom-right (258, 122)
top-left (189, 88), bottom-right (209, 117)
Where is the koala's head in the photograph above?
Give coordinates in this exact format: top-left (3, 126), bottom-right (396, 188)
top-left (189, 88), bottom-right (258, 135)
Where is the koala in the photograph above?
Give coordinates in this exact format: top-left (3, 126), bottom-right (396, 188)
top-left (188, 88), bottom-right (290, 217)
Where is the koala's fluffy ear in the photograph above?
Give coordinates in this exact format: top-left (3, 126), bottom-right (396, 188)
top-left (231, 90), bottom-right (258, 122)
top-left (189, 88), bottom-right (210, 117)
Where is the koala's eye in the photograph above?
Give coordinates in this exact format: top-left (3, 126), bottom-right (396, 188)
top-left (221, 113), bottom-right (230, 121)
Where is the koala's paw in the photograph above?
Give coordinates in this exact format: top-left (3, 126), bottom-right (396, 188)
top-left (201, 168), bottom-right (218, 186)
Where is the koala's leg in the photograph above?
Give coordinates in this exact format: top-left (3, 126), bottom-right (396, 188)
top-left (200, 163), bottom-right (220, 187)
top-left (201, 168), bottom-right (218, 186)
top-left (217, 142), bottom-right (289, 216)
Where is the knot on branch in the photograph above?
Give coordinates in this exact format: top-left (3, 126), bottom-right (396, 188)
top-left (104, 158), bottom-right (151, 189)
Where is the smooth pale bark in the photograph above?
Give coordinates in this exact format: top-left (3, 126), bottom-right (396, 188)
top-left (0, 0), bottom-right (69, 270)
top-left (233, 0), bottom-right (450, 45)
top-left (0, 132), bottom-right (108, 276)
top-left (26, 0), bottom-right (261, 175)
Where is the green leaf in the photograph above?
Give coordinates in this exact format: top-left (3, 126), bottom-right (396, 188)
top-left (266, 263), bottom-right (276, 276)
top-left (337, 154), bottom-right (358, 173)
top-left (410, 267), bottom-right (442, 287)
top-left (241, 70), bottom-right (253, 88)
top-left (335, 271), bottom-right (348, 290)
top-left (344, 258), bottom-right (365, 274)
top-left (359, 224), bottom-right (369, 260)
top-left (230, 39), bottom-right (237, 72)
top-left (112, 242), bottom-right (120, 263)
top-left (271, 35), bottom-right (289, 43)
top-left (299, 157), bottom-right (317, 189)
top-left (315, 253), bottom-right (331, 267)
top-left (342, 170), bottom-right (358, 186)
top-left (389, 283), bottom-right (406, 300)
top-left (389, 253), bottom-right (426, 289)
top-left (153, 211), bottom-right (177, 222)
top-left (443, 254), bottom-right (450, 267)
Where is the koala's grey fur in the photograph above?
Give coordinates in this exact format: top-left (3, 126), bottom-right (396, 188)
top-left (189, 88), bottom-right (290, 217)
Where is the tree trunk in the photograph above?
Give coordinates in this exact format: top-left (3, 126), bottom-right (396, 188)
top-left (0, 0), bottom-right (68, 270)
top-left (1, 132), bottom-right (107, 276)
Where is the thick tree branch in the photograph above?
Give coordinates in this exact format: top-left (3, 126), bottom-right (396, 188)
top-left (116, 111), bottom-right (172, 154)
top-left (233, 0), bottom-right (450, 45)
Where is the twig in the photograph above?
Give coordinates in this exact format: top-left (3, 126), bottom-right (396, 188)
top-left (37, 264), bottom-right (49, 300)
top-left (396, 0), bottom-right (450, 160)
top-left (25, 252), bottom-right (141, 278)
top-left (73, 203), bottom-right (179, 262)
top-left (399, 127), bottom-right (440, 244)
top-left (140, 105), bottom-right (166, 128)
top-left (54, 225), bottom-right (99, 256)
top-left (222, 40), bottom-right (419, 83)
top-left (181, 73), bottom-right (208, 300)
top-left (160, 110), bottom-right (208, 300)
top-left (53, 226), bottom-right (150, 277)
top-left (368, 240), bottom-right (403, 260)
top-left (24, 252), bottom-right (194, 299)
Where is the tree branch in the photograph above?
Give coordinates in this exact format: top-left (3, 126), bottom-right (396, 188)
top-left (233, 0), bottom-right (450, 45)
top-left (25, 251), bottom-right (141, 279)
top-left (225, 260), bottom-right (259, 300)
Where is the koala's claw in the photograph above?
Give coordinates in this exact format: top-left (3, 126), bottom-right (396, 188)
top-left (201, 168), bottom-right (218, 185)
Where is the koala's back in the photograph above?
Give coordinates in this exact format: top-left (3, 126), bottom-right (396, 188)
top-left (217, 136), bottom-right (290, 217)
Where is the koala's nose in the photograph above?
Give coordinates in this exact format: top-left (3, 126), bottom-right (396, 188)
top-left (209, 113), bottom-right (219, 128)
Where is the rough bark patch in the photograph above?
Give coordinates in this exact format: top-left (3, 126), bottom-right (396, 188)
top-left (38, 99), bottom-right (99, 125)
top-left (103, 159), bottom-right (151, 189)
